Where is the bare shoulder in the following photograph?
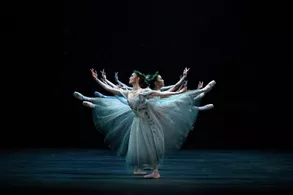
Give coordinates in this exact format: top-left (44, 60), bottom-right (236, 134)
top-left (120, 89), bottom-right (129, 97)
top-left (141, 88), bottom-right (152, 92)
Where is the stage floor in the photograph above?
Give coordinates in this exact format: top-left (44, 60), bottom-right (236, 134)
top-left (1, 149), bottom-right (293, 194)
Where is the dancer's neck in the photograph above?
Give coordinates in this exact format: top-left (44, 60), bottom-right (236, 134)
top-left (153, 86), bottom-right (160, 91)
top-left (153, 84), bottom-right (162, 91)
top-left (132, 83), bottom-right (141, 91)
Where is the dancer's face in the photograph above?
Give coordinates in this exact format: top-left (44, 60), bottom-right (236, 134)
top-left (129, 73), bottom-right (139, 85)
top-left (155, 75), bottom-right (164, 87)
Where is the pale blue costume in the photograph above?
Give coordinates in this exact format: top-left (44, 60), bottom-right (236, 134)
top-left (91, 88), bottom-right (205, 168)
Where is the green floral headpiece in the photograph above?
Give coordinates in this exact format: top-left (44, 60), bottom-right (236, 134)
top-left (133, 70), bottom-right (150, 86)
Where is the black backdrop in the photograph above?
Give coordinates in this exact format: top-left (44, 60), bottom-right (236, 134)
top-left (2, 0), bottom-right (289, 150)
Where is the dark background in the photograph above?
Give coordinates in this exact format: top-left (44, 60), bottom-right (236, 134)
top-left (2, 0), bottom-right (289, 150)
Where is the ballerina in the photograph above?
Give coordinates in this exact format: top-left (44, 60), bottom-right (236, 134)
top-left (73, 69), bottom-right (184, 172)
top-left (139, 71), bottom-right (215, 170)
top-left (74, 68), bottom-right (216, 179)
top-left (73, 68), bottom-right (202, 170)
top-left (73, 68), bottom-right (214, 171)
top-left (90, 68), bottom-right (192, 178)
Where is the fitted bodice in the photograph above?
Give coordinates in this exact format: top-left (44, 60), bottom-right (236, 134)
top-left (127, 94), bottom-right (148, 116)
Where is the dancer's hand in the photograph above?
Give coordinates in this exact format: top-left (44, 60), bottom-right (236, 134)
top-left (184, 80), bottom-right (188, 88)
top-left (197, 81), bottom-right (203, 89)
top-left (114, 84), bottom-right (122, 89)
top-left (114, 72), bottom-right (119, 82)
top-left (179, 87), bottom-right (188, 93)
top-left (115, 84), bottom-right (127, 90)
top-left (183, 67), bottom-right (190, 77)
top-left (100, 69), bottom-right (107, 80)
top-left (101, 78), bottom-right (107, 84)
top-left (90, 68), bottom-right (98, 79)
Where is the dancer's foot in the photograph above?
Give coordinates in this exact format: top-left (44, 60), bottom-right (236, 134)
top-left (193, 93), bottom-right (205, 101)
top-left (82, 101), bottom-right (95, 108)
top-left (94, 91), bottom-right (107, 98)
top-left (197, 104), bottom-right (214, 111)
top-left (201, 80), bottom-right (216, 93)
top-left (73, 91), bottom-right (84, 101)
top-left (144, 171), bottom-right (160, 179)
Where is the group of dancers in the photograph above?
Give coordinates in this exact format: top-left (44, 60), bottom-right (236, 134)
top-left (73, 67), bottom-right (216, 179)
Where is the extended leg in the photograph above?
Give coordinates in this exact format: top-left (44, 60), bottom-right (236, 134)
top-left (73, 91), bottom-right (100, 103)
top-left (193, 92), bottom-right (205, 101)
top-left (196, 104), bottom-right (214, 111)
top-left (190, 80), bottom-right (216, 98)
top-left (82, 101), bottom-right (95, 108)
top-left (94, 91), bottom-right (107, 98)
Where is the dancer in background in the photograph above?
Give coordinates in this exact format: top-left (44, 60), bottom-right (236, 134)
top-left (144, 71), bottom-right (214, 153)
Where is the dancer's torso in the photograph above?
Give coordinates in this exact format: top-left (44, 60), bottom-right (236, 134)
top-left (127, 88), bottom-right (149, 117)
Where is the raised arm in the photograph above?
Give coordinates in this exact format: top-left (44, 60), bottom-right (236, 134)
top-left (115, 72), bottom-right (133, 90)
top-left (90, 68), bottom-right (128, 97)
top-left (176, 80), bottom-right (188, 92)
top-left (175, 80), bottom-right (202, 93)
top-left (100, 69), bottom-right (118, 89)
top-left (167, 76), bottom-right (186, 92)
top-left (165, 67), bottom-right (190, 92)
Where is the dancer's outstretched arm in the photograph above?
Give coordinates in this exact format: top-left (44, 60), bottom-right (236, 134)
top-left (141, 87), bottom-right (187, 98)
top-left (90, 68), bottom-right (128, 97)
top-left (176, 80), bottom-right (188, 92)
top-left (161, 75), bottom-right (184, 91)
top-left (95, 70), bottom-right (126, 96)
top-left (165, 67), bottom-right (190, 92)
top-left (100, 69), bottom-right (128, 91)
top-left (100, 69), bottom-right (118, 89)
top-left (160, 74), bottom-right (185, 91)
top-left (176, 80), bottom-right (203, 92)
top-left (114, 72), bottom-right (133, 90)
top-left (94, 69), bottom-right (117, 96)
top-left (167, 75), bottom-right (186, 92)
top-left (160, 85), bottom-right (174, 91)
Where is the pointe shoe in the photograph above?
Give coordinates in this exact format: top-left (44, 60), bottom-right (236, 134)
top-left (144, 172), bottom-right (160, 179)
top-left (193, 93), bottom-right (205, 101)
top-left (197, 104), bottom-right (214, 111)
top-left (82, 101), bottom-right (95, 108)
top-left (73, 91), bottom-right (84, 101)
top-left (202, 80), bottom-right (216, 93)
top-left (94, 91), bottom-right (107, 98)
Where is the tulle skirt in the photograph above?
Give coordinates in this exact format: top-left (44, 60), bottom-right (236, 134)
top-left (92, 90), bottom-right (202, 168)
